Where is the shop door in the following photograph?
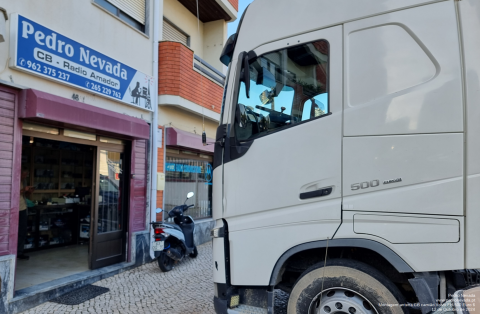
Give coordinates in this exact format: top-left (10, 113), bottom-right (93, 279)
top-left (91, 148), bottom-right (127, 269)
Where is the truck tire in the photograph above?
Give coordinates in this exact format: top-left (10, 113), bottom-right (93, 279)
top-left (287, 258), bottom-right (407, 314)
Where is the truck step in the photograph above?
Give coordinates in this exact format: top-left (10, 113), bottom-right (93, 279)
top-left (227, 304), bottom-right (268, 314)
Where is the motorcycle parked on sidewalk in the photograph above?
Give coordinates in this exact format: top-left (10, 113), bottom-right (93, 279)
top-left (151, 192), bottom-right (198, 272)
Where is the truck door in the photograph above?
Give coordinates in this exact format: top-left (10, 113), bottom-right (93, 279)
top-left (220, 26), bottom-right (343, 286)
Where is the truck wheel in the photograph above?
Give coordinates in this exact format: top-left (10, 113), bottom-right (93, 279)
top-left (287, 259), bottom-right (407, 314)
top-left (157, 252), bottom-right (174, 272)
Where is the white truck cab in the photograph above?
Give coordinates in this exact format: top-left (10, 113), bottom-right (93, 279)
top-left (211, 1), bottom-right (480, 313)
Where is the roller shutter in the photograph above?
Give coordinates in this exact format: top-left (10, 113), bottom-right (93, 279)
top-left (163, 20), bottom-right (188, 46)
top-left (107, 0), bottom-right (146, 25)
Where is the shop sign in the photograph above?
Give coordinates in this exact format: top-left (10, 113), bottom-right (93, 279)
top-left (9, 14), bottom-right (154, 112)
top-left (166, 163), bottom-right (202, 173)
top-left (166, 162), bottom-right (213, 185)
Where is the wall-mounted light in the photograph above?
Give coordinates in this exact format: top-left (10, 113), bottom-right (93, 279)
top-left (23, 122), bottom-right (59, 135)
top-left (29, 136), bottom-right (33, 144)
top-left (64, 129), bottom-right (96, 141)
top-left (99, 137), bottom-right (124, 145)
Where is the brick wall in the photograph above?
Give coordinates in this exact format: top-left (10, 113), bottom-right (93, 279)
top-left (158, 41), bottom-right (223, 114)
top-left (228, 0), bottom-right (238, 11)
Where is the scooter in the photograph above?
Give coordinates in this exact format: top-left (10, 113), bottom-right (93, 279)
top-left (151, 192), bottom-right (198, 272)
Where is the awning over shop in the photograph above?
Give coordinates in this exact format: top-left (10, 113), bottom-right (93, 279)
top-left (166, 127), bottom-right (214, 153)
top-left (20, 89), bottom-right (150, 139)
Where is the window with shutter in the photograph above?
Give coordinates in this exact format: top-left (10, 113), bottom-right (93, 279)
top-left (163, 19), bottom-right (189, 47)
top-left (107, 0), bottom-right (146, 25)
top-left (94, 0), bottom-right (146, 32)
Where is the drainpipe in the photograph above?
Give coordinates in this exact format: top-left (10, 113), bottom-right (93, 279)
top-left (149, 0), bottom-right (161, 260)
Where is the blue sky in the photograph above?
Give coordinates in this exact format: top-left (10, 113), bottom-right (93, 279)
top-left (228, 0), bottom-right (254, 37)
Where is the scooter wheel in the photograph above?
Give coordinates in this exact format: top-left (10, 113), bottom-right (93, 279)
top-left (158, 252), bottom-right (174, 272)
top-left (189, 246), bottom-right (198, 258)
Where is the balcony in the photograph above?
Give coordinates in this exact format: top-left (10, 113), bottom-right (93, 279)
top-left (176, 0), bottom-right (237, 22)
top-left (158, 41), bottom-right (224, 120)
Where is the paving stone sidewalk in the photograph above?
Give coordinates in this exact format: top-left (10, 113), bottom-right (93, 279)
top-left (22, 243), bottom-right (215, 314)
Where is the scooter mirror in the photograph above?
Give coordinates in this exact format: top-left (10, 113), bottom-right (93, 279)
top-left (187, 192), bottom-right (194, 199)
top-left (155, 208), bottom-right (163, 213)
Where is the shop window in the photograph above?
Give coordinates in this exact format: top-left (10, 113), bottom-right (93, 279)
top-left (93, 0), bottom-right (146, 33)
top-left (164, 153), bottom-right (213, 220)
top-left (235, 40), bottom-right (330, 141)
top-left (20, 136), bottom-right (94, 254)
top-left (22, 137), bottom-right (94, 203)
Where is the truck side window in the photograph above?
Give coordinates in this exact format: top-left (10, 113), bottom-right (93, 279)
top-left (235, 40), bottom-right (329, 141)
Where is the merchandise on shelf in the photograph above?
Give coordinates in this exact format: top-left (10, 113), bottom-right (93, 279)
top-left (39, 220), bottom-right (49, 231)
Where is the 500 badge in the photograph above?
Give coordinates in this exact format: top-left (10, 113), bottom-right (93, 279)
top-left (351, 178), bottom-right (402, 191)
top-left (351, 180), bottom-right (380, 191)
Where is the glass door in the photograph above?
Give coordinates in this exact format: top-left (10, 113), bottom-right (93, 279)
top-left (91, 148), bottom-right (127, 269)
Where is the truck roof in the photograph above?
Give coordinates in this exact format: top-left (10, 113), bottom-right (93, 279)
top-left (235, 0), bottom-right (444, 55)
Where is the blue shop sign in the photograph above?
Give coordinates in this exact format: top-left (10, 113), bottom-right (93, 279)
top-left (9, 14), bottom-right (153, 112)
top-left (166, 162), bottom-right (212, 185)
top-left (166, 163), bottom-right (202, 174)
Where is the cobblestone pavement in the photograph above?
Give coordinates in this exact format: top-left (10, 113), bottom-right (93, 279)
top-left (22, 242), bottom-right (291, 314)
top-left (22, 243), bottom-right (215, 314)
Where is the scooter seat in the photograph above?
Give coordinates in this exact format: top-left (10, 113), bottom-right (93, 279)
top-left (163, 223), bottom-right (182, 232)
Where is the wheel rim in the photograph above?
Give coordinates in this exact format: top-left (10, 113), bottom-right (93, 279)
top-left (308, 288), bottom-right (378, 314)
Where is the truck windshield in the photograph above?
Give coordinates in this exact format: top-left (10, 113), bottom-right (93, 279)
top-left (235, 40), bottom-right (329, 141)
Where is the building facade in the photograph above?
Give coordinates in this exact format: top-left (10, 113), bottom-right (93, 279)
top-left (0, 1), bottom-right (158, 313)
top-left (156, 0), bottom-right (237, 243)
top-left (0, 0), bottom-right (236, 311)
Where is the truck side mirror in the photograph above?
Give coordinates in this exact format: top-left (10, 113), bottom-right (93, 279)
top-left (220, 33), bottom-right (237, 66)
top-left (241, 51), bottom-right (257, 99)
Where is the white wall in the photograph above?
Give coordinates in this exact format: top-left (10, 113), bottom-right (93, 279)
top-left (163, 0), bottom-right (204, 59)
top-left (0, 0), bottom-right (154, 122)
top-left (204, 19), bottom-right (227, 73)
top-left (158, 106), bottom-right (218, 139)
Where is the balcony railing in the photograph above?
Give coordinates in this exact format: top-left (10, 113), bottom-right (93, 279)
top-left (193, 55), bottom-right (225, 85)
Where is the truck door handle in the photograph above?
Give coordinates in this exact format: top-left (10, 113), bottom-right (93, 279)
top-left (300, 187), bottom-right (332, 200)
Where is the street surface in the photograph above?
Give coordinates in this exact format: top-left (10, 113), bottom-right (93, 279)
top-left (22, 243), bottom-right (289, 314)
top-left (22, 243), bottom-right (215, 314)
